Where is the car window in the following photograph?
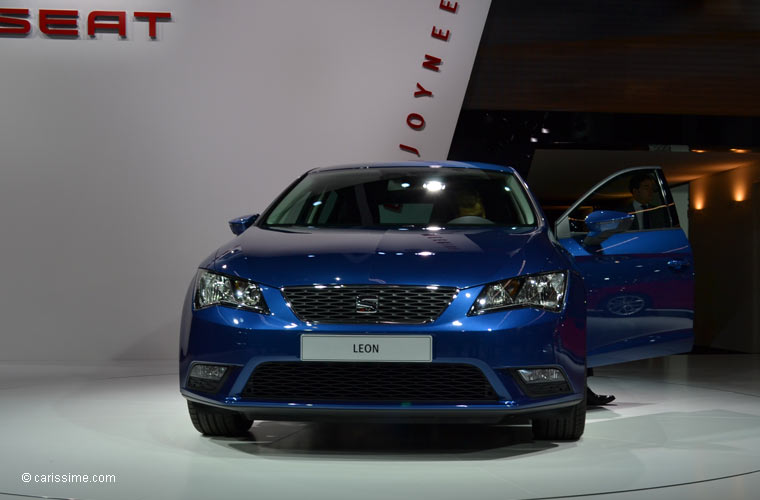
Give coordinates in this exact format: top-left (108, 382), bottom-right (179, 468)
top-left (263, 167), bottom-right (537, 228)
top-left (562, 168), bottom-right (678, 234)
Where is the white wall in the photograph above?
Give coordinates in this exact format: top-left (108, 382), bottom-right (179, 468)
top-left (0, 0), bottom-right (491, 361)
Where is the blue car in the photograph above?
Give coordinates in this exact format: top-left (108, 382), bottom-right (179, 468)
top-left (179, 162), bottom-right (693, 440)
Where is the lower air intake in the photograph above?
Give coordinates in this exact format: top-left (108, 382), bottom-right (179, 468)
top-left (242, 362), bottom-right (498, 403)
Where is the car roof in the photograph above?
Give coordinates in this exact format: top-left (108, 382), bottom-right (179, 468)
top-left (310, 161), bottom-right (517, 174)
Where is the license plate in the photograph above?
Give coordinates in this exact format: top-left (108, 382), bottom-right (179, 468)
top-left (300, 335), bottom-right (432, 362)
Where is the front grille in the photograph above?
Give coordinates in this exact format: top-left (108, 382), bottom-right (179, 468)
top-left (281, 285), bottom-right (457, 324)
top-left (242, 362), bottom-right (498, 402)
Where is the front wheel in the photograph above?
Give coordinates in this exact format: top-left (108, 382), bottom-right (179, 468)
top-left (187, 401), bottom-right (253, 437)
top-left (531, 398), bottom-right (586, 441)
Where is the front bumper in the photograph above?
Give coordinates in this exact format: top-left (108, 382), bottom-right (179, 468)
top-left (179, 277), bottom-right (587, 422)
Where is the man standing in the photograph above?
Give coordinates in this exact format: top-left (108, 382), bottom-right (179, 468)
top-left (626, 173), bottom-right (669, 230)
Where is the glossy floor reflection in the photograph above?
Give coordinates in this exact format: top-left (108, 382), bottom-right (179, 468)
top-left (0, 355), bottom-right (759, 500)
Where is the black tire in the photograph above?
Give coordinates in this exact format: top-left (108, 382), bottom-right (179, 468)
top-left (187, 401), bottom-right (253, 437)
top-left (531, 398), bottom-right (586, 441)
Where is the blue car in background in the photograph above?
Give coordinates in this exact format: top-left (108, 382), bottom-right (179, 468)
top-left (179, 162), bottom-right (694, 441)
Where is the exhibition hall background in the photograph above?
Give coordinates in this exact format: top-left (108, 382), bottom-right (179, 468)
top-left (0, 0), bottom-right (491, 362)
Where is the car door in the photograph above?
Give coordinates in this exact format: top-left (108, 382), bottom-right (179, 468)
top-left (554, 167), bottom-right (694, 367)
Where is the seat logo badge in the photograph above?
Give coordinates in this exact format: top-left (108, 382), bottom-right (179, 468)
top-left (356, 295), bottom-right (379, 314)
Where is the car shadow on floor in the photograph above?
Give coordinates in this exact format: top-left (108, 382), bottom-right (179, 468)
top-left (214, 421), bottom-right (560, 460)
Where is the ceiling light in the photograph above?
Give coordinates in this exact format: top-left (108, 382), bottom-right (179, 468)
top-left (423, 180), bottom-right (445, 192)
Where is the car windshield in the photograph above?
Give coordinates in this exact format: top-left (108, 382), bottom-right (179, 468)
top-left (262, 167), bottom-right (537, 229)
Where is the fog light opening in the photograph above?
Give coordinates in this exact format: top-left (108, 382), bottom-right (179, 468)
top-left (517, 368), bottom-right (566, 384)
top-left (190, 364), bottom-right (228, 381)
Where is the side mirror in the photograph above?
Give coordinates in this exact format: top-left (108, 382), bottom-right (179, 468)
top-left (583, 210), bottom-right (633, 245)
top-left (585, 210), bottom-right (633, 233)
top-left (228, 214), bottom-right (259, 235)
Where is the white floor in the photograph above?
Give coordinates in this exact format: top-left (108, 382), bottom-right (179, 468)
top-left (1, 355), bottom-right (759, 500)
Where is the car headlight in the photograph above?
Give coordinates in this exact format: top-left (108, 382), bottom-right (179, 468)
top-left (194, 269), bottom-right (269, 314)
top-left (469, 271), bottom-right (567, 315)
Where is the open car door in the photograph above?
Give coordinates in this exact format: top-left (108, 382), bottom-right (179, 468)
top-left (553, 167), bottom-right (694, 367)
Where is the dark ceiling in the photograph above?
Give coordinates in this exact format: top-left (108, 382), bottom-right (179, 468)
top-left (463, 0), bottom-right (760, 116)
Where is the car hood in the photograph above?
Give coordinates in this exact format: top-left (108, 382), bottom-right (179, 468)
top-left (212, 226), bottom-right (565, 289)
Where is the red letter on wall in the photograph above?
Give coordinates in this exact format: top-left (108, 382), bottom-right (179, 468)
top-left (439, 1), bottom-right (459, 13)
top-left (422, 54), bottom-right (442, 72)
top-left (39, 10), bottom-right (79, 37)
top-left (88, 11), bottom-right (126, 38)
top-left (0, 8), bottom-right (31, 35)
top-left (414, 83), bottom-right (433, 98)
top-left (406, 113), bottom-right (426, 131)
top-left (134, 11), bottom-right (171, 39)
top-left (399, 144), bottom-right (421, 157)
top-left (431, 26), bottom-right (450, 42)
